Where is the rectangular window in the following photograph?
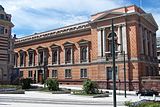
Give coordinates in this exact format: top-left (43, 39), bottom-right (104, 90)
top-left (28, 71), bottom-right (32, 78)
top-left (19, 71), bottom-right (23, 77)
top-left (107, 67), bottom-right (118, 80)
top-left (80, 46), bottom-right (87, 63)
top-left (52, 49), bottom-right (58, 64)
top-left (14, 54), bottom-right (18, 67)
top-left (65, 69), bottom-right (71, 78)
top-left (52, 70), bottom-right (58, 78)
top-left (39, 51), bottom-right (44, 65)
top-left (80, 68), bottom-right (87, 78)
top-left (29, 52), bottom-right (34, 66)
top-left (20, 53), bottom-right (24, 66)
top-left (0, 26), bottom-right (4, 34)
top-left (65, 48), bottom-right (71, 64)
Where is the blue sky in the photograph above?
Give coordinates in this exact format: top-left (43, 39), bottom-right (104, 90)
top-left (0, 0), bottom-right (160, 37)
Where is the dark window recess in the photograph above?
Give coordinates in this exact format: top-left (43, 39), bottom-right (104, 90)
top-left (107, 67), bottom-right (118, 80)
top-left (29, 52), bottom-right (34, 66)
top-left (0, 14), bottom-right (4, 19)
top-left (80, 68), bottom-right (87, 78)
top-left (20, 53), bottom-right (24, 66)
top-left (65, 48), bottom-right (71, 63)
top-left (39, 51), bottom-right (44, 65)
top-left (28, 71), bottom-right (32, 77)
top-left (0, 26), bottom-right (4, 34)
top-left (65, 69), bottom-right (71, 78)
top-left (80, 46), bottom-right (87, 62)
top-left (52, 70), bottom-right (58, 78)
top-left (5, 29), bottom-right (7, 34)
top-left (52, 49), bottom-right (58, 64)
top-left (20, 71), bottom-right (23, 77)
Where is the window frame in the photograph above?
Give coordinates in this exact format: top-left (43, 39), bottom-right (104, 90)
top-left (80, 68), bottom-right (87, 78)
top-left (107, 66), bottom-right (118, 80)
top-left (28, 70), bottom-right (33, 78)
top-left (65, 69), bottom-right (72, 78)
top-left (52, 69), bottom-right (58, 78)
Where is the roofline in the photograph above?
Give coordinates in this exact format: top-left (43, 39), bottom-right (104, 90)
top-left (91, 4), bottom-right (145, 16)
top-left (16, 21), bottom-right (90, 39)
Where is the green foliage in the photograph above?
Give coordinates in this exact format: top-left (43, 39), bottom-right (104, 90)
top-left (21, 78), bottom-right (32, 89)
top-left (137, 102), bottom-right (160, 107)
top-left (83, 79), bottom-right (98, 94)
top-left (0, 85), bottom-right (22, 90)
top-left (124, 101), bottom-right (133, 107)
top-left (125, 101), bottom-right (160, 107)
top-left (46, 78), bottom-right (59, 91)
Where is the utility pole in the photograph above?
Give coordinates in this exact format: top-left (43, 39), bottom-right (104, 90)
top-left (111, 19), bottom-right (117, 107)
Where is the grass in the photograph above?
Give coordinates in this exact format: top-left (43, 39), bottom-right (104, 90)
top-left (71, 90), bottom-right (100, 96)
top-left (0, 85), bottom-right (22, 90)
top-left (124, 101), bottom-right (160, 107)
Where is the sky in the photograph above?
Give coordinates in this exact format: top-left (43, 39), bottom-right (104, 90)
top-left (0, 0), bottom-right (160, 38)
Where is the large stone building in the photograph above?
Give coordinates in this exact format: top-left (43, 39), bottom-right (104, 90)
top-left (0, 5), bottom-right (14, 83)
top-left (14, 5), bottom-right (158, 90)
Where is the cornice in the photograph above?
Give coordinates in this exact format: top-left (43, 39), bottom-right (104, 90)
top-left (15, 21), bottom-right (90, 44)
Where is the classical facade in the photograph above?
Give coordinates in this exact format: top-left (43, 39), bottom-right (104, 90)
top-left (14, 5), bottom-right (158, 90)
top-left (0, 5), bottom-right (14, 83)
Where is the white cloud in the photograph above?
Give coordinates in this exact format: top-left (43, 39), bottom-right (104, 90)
top-left (1, 0), bottom-right (159, 38)
top-left (0, 0), bottom-right (127, 37)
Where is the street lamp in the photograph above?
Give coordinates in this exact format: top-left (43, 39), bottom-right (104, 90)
top-left (111, 19), bottom-right (117, 107)
top-left (123, 51), bottom-right (126, 98)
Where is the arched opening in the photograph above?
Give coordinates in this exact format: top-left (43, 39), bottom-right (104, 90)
top-left (106, 32), bottom-right (118, 57)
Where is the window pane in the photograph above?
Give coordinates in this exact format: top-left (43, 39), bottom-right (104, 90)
top-left (65, 69), bottom-right (71, 78)
top-left (80, 69), bottom-right (87, 78)
top-left (65, 48), bottom-right (71, 63)
top-left (28, 71), bottom-right (32, 77)
top-left (20, 71), bottom-right (23, 77)
top-left (52, 49), bottom-right (57, 64)
top-left (52, 70), bottom-right (57, 78)
top-left (0, 26), bottom-right (4, 34)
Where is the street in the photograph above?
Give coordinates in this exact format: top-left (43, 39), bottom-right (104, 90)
top-left (0, 91), bottom-right (157, 107)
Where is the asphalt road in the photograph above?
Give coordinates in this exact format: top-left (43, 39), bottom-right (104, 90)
top-left (0, 91), bottom-right (151, 107)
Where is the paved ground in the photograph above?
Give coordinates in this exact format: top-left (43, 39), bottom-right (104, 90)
top-left (0, 85), bottom-right (159, 107)
top-left (0, 91), bottom-right (159, 107)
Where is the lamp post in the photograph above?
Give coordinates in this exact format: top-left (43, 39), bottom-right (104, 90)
top-left (111, 19), bottom-right (117, 107)
top-left (123, 51), bottom-right (126, 98)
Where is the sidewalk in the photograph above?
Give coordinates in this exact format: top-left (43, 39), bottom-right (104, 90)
top-left (31, 84), bottom-right (136, 95)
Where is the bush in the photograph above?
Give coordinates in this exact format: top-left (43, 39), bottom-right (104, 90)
top-left (124, 101), bottom-right (133, 107)
top-left (125, 100), bottom-right (160, 107)
top-left (83, 79), bottom-right (98, 94)
top-left (21, 78), bottom-right (32, 89)
top-left (46, 78), bottom-right (59, 91)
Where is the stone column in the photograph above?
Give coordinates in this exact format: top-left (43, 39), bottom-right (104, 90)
top-left (122, 25), bottom-right (127, 53)
top-left (98, 29), bottom-right (102, 57)
top-left (117, 25), bottom-right (122, 53)
top-left (102, 28), bottom-right (106, 57)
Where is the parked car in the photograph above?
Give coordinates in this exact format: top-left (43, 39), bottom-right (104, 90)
top-left (136, 89), bottom-right (159, 96)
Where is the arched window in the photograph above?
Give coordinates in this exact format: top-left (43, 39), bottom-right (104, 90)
top-left (107, 32), bottom-right (118, 57)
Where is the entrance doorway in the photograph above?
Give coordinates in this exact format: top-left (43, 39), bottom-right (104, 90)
top-left (38, 70), bottom-right (43, 83)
